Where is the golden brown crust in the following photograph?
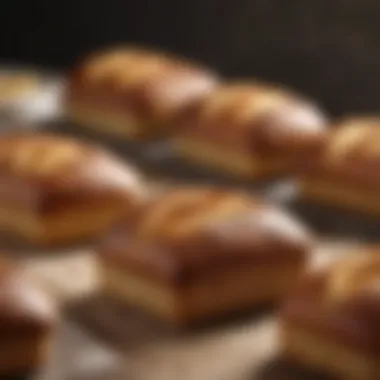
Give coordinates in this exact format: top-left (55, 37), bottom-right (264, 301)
top-left (0, 133), bottom-right (143, 244)
top-left (299, 117), bottom-right (380, 194)
top-left (65, 46), bottom-right (219, 138)
top-left (281, 250), bottom-right (380, 355)
top-left (99, 187), bottom-right (313, 286)
top-left (0, 256), bottom-right (56, 344)
top-left (0, 134), bottom-right (139, 211)
top-left (176, 82), bottom-right (327, 162)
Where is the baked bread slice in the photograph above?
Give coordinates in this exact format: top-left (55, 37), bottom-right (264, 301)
top-left (98, 186), bottom-right (313, 325)
top-left (0, 133), bottom-right (143, 245)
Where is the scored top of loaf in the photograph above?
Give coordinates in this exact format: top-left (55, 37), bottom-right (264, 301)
top-left (0, 133), bottom-right (142, 212)
top-left (298, 117), bottom-right (380, 187)
top-left (99, 187), bottom-right (313, 285)
top-left (177, 82), bottom-right (327, 157)
top-left (67, 46), bottom-right (219, 124)
top-left (325, 117), bottom-right (380, 162)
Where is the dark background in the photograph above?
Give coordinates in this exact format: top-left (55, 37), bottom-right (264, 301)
top-left (1, 0), bottom-right (380, 116)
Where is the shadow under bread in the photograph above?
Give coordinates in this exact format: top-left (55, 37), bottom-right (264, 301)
top-left (0, 375), bottom-right (32, 380)
top-left (0, 230), bottom-right (96, 256)
top-left (288, 199), bottom-right (380, 242)
top-left (64, 292), bottom-right (277, 350)
top-left (38, 119), bottom-right (169, 168)
top-left (254, 357), bottom-right (336, 380)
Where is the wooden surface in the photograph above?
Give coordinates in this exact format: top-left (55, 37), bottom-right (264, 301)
top-left (9, 240), bottom-right (357, 380)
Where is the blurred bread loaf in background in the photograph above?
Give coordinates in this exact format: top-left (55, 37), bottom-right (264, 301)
top-left (65, 46), bottom-right (218, 140)
top-left (175, 81), bottom-right (327, 178)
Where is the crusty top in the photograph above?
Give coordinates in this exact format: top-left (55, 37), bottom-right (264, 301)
top-left (282, 251), bottom-right (380, 353)
top-left (99, 187), bottom-right (313, 284)
top-left (0, 133), bottom-right (142, 212)
top-left (0, 256), bottom-right (56, 341)
top-left (324, 118), bottom-right (380, 161)
top-left (67, 46), bottom-right (218, 126)
top-left (299, 117), bottom-right (380, 188)
top-left (178, 82), bottom-right (327, 157)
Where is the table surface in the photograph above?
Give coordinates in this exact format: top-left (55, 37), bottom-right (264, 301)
top-left (11, 239), bottom-right (356, 380)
